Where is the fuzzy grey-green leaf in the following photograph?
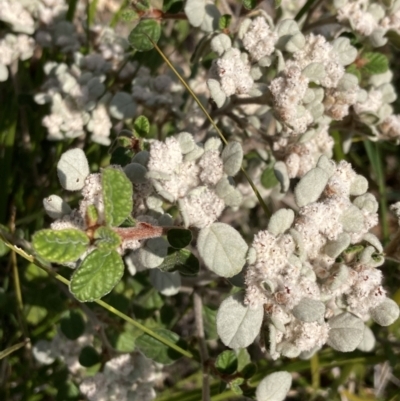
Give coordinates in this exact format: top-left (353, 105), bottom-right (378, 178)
top-left (57, 148), bottom-right (90, 191)
top-left (292, 298), bottom-right (326, 322)
top-left (33, 229), bottom-right (89, 263)
top-left (150, 269), bottom-right (181, 296)
top-left (324, 233), bottom-right (351, 258)
top-left (370, 298), bottom-right (400, 326)
top-left (184, 0), bottom-right (205, 27)
top-left (256, 371), bottom-right (292, 401)
top-left (222, 142), bottom-right (243, 176)
top-left (139, 237), bottom-right (168, 269)
top-left (216, 292), bottom-right (263, 349)
top-left (268, 209), bottom-right (294, 236)
top-left (123, 163), bottom-right (147, 184)
top-left (70, 249), bottom-right (124, 302)
top-left (43, 195), bottom-right (71, 219)
top-left (295, 167), bottom-right (329, 207)
top-left (327, 312), bottom-right (364, 352)
top-left (197, 223), bottom-right (248, 278)
top-left (357, 325), bottom-right (375, 352)
top-left (332, 37), bottom-right (357, 66)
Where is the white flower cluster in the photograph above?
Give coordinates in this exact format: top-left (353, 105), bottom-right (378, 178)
top-left (34, 23), bottom-right (184, 144)
top-left (353, 70), bottom-right (400, 142)
top-left (33, 328), bottom-right (159, 401)
top-left (33, 329), bottom-right (93, 374)
top-left (244, 156), bottom-right (399, 359)
top-left (80, 353), bottom-right (159, 401)
top-left (334, 0), bottom-right (400, 47)
top-left (269, 33), bottom-right (358, 135)
top-left (0, 33), bottom-right (35, 81)
top-left (0, 0), bottom-right (61, 81)
top-left (146, 134), bottom-right (243, 229)
top-left (207, 17), bottom-right (360, 182)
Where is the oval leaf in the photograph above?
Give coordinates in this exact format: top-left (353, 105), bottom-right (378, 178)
top-left (167, 228), bottom-right (192, 249)
top-left (94, 226), bottom-right (121, 251)
top-left (135, 328), bottom-right (185, 364)
top-left (327, 312), bottom-right (364, 352)
top-left (79, 346), bottom-right (100, 367)
top-left (256, 371), bottom-right (292, 401)
top-left (294, 167), bottom-right (329, 207)
top-left (70, 249), bottom-right (124, 302)
top-left (215, 350), bottom-right (238, 374)
top-left (57, 148), bottom-right (90, 191)
top-left (102, 167), bottom-right (133, 227)
top-left (222, 141), bottom-right (243, 176)
top-left (216, 292), bottom-right (263, 349)
top-left (184, 0), bottom-right (205, 27)
top-left (128, 19), bottom-right (161, 52)
top-left (134, 115), bottom-right (150, 137)
top-left (197, 223), bottom-right (248, 278)
top-left (159, 248), bottom-right (200, 276)
top-left (60, 310), bottom-right (85, 340)
top-left (149, 269), bottom-right (181, 296)
top-left (32, 229), bottom-right (89, 263)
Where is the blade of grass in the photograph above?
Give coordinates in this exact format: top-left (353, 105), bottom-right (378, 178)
top-left (0, 99), bottom-right (17, 224)
top-left (149, 40), bottom-right (271, 217)
top-left (294, 0), bottom-right (319, 21)
top-left (363, 141), bottom-right (389, 243)
top-left (110, 0), bottom-right (130, 27)
top-left (310, 352), bottom-right (320, 390)
top-left (66, 0), bottom-right (79, 21)
top-left (0, 341), bottom-right (29, 360)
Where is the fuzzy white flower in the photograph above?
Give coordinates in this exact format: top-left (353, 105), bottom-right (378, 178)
top-left (242, 17), bottom-right (278, 62)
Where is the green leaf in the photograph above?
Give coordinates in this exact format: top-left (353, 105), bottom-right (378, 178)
top-left (219, 14), bottom-right (232, 30)
top-left (203, 304), bottom-right (218, 340)
top-left (70, 249), bottom-right (125, 302)
top-left (108, 325), bottom-right (138, 352)
top-left (32, 229), bottom-right (89, 263)
top-left (242, 0), bottom-right (257, 10)
top-left (215, 350), bottom-right (238, 375)
top-left (236, 348), bottom-right (251, 370)
top-left (346, 64), bottom-right (361, 82)
top-left (362, 52), bottom-right (389, 75)
top-left (94, 226), bottom-right (121, 251)
top-left (241, 362), bottom-right (257, 379)
top-left (60, 310), bottom-right (85, 340)
top-left (102, 167), bottom-right (133, 227)
top-left (167, 228), bottom-right (192, 249)
top-left (136, 0), bottom-right (151, 11)
top-left (0, 225), bottom-right (10, 257)
top-left (134, 115), bottom-right (150, 137)
top-left (230, 377), bottom-right (244, 395)
top-left (128, 19), bottom-right (161, 52)
top-left (110, 146), bottom-right (134, 166)
top-left (79, 346), bottom-right (100, 367)
top-left (159, 247), bottom-right (200, 276)
top-left (261, 167), bottom-right (279, 189)
top-left (121, 9), bottom-right (139, 22)
top-left (163, 0), bottom-right (183, 12)
top-left (135, 328), bottom-right (185, 364)
top-left (86, 204), bottom-right (99, 227)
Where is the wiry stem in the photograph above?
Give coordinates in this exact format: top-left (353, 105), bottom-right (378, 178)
top-left (193, 291), bottom-right (210, 401)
